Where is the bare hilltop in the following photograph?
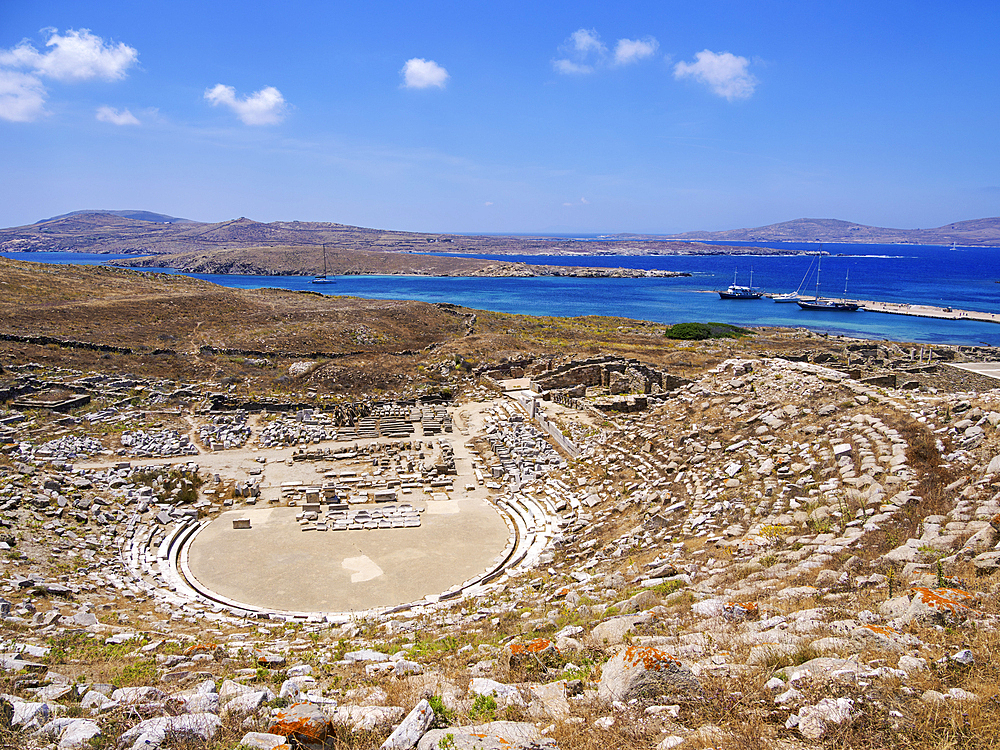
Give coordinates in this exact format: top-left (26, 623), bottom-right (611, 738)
top-left (651, 216), bottom-right (1000, 246)
top-left (3, 211), bottom-right (995, 279)
top-left (0, 211), bottom-right (767, 278)
top-left (0, 212), bottom-right (769, 258)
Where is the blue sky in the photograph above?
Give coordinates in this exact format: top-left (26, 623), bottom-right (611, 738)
top-left (1, 1), bottom-right (997, 233)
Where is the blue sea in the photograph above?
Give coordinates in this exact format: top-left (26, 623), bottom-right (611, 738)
top-left (4, 242), bottom-right (1000, 346)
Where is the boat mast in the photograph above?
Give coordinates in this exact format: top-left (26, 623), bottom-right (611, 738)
top-left (790, 255), bottom-right (814, 296)
top-left (815, 255), bottom-right (822, 302)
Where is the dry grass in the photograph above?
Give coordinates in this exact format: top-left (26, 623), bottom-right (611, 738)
top-left (854, 413), bottom-right (957, 562)
top-left (548, 705), bottom-right (664, 750)
top-left (680, 682), bottom-right (776, 750)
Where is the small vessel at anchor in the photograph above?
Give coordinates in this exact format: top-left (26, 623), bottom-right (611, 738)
top-left (770, 253), bottom-right (819, 303)
top-left (718, 268), bottom-right (763, 299)
top-left (311, 244), bottom-right (336, 284)
top-left (796, 258), bottom-right (861, 312)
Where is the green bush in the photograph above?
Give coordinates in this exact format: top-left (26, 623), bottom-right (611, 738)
top-left (665, 322), bottom-right (753, 340)
top-left (469, 694), bottom-right (497, 721)
top-left (428, 695), bottom-right (455, 728)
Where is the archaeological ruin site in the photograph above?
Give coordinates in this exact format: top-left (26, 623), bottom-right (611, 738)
top-left (3, 263), bottom-right (1000, 750)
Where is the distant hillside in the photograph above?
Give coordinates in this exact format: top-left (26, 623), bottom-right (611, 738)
top-left (6, 212), bottom-right (995, 265)
top-left (38, 209), bottom-right (194, 224)
top-left (651, 217), bottom-right (1000, 246)
top-left (110, 245), bottom-right (695, 278)
top-left (0, 212), bottom-right (788, 259)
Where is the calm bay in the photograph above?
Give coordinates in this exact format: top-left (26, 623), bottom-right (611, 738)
top-left (5, 241), bottom-right (999, 346)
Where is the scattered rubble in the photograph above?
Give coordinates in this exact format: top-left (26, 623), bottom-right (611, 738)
top-left (3, 343), bottom-right (1000, 750)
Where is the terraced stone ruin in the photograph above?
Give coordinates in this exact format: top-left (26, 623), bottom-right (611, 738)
top-left (3, 339), bottom-right (1000, 750)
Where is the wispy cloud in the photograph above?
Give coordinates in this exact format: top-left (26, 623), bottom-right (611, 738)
top-left (553, 59), bottom-right (592, 75)
top-left (554, 29), bottom-right (660, 75)
top-left (0, 28), bottom-right (139, 122)
top-left (401, 58), bottom-right (449, 89)
top-left (552, 28), bottom-right (606, 74)
top-left (0, 69), bottom-right (46, 122)
top-left (96, 105), bottom-right (139, 125)
top-left (570, 29), bottom-right (606, 57)
top-left (673, 49), bottom-right (758, 100)
top-left (204, 84), bottom-right (287, 125)
top-left (614, 37), bottom-right (658, 66)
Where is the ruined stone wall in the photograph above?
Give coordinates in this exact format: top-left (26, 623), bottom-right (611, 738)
top-left (529, 355), bottom-right (690, 397)
top-left (533, 364), bottom-right (606, 390)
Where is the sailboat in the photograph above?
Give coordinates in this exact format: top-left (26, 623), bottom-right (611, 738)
top-left (311, 244), bottom-right (336, 284)
top-left (718, 268), bottom-right (763, 299)
top-left (771, 254), bottom-right (818, 303)
top-left (796, 256), bottom-right (861, 311)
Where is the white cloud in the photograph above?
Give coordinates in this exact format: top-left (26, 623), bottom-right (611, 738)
top-left (0, 28), bottom-right (138, 82)
top-left (555, 30), bottom-right (659, 74)
top-left (570, 29), bottom-right (606, 56)
top-left (96, 105), bottom-right (139, 125)
top-left (204, 84), bottom-right (287, 125)
top-left (484, 201), bottom-right (494, 206)
top-left (0, 28), bottom-right (138, 122)
top-left (614, 37), bottom-right (658, 65)
top-left (673, 49), bottom-right (758, 100)
top-left (0, 69), bottom-right (46, 122)
top-left (553, 58), bottom-right (592, 75)
top-left (0, 43), bottom-right (40, 70)
top-left (553, 28), bottom-right (606, 75)
top-left (401, 58), bottom-right (449, 89)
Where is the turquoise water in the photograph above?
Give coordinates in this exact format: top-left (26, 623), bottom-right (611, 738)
top-left (4, 244), bottom-right (999, 346)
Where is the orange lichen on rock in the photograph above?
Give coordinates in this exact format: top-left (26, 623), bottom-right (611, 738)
top-left (183, 642), bottom-right (217, 656)
top-left (622, 645), bottom-right (682, 672)
top-left (509, 638), bottom-right (558, 656)
top-left (861, 624), bottom-right (900, 637)
top-left (268, 702), bottom-right (329, 742)
top-left (911, 586), bottom-right (976, 616)
top-left (723, 601), bottom-right (759, 620)
top-left (468, 734), bottom-right (513, 747)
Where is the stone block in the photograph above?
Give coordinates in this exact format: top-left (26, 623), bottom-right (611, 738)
top-left (382, 699), bottom-right (435, 750)
top-left (416, 721), bottom-right (554, 750)
top-left (974, 550), bottom-right (1000, 575)
top-left (269, 702), bottom-right (330, 744)
top-left (598, 646), bottom-right (700, 702)
top-left (238, 732), bottom-right (289, 750)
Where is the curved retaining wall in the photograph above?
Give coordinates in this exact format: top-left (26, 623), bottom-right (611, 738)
top-left (119, 491), bottom-right (560, 624)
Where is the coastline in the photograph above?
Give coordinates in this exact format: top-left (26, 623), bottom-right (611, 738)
top-left (858, 299), bottom-right (1000, 325)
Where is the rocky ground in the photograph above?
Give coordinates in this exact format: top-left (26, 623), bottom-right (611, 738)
top-left (111, 246), bottom-right (691, 279)
top-left (3, 335), bottom-right (1000, 750)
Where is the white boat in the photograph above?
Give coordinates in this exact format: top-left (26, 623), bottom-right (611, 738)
top-left (770, 252), bottom-right (818, 302)
top-left (718, 268), bottom-right (762, 299)
top-left (311, 244), bottom-right (336, 284)
top-left (771, 291), bottom-right (801, 303)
